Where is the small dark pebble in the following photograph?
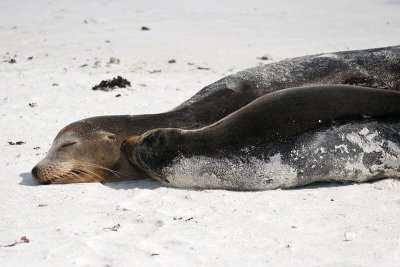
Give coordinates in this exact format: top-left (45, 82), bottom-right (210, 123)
top-left (291, 226), bottom-right (297, 229)
top-left (33, 147), bottom-right (40, 150)
top-left (168, 59), bottom-right (176, 64)
top-left (80, 64), bottom-right (88, 68)
top-left (151, 253), bottom-right (160, 256)
top-left (197, 66), bottom-right (210, 70)
top-left (8, 141), bottom-right (25, 145)
top-left (141, 26), bottom-right (150, 31)
top-left (29, 103), bottom-right (37, 107)
top-left (257, 56), bottom-right (270, 60)
top-left (149, 69), bottom-right (161, 74)
top-left (27, 56), bottom-right (33, 60)
top-left (92, 76), bottom-right (131, 91)
top-left (52, 83), bottom-right (59, 86)
top-left (173, 216), bottom-right (197, 222)
top-left (115, 94), bottom-right (121, 97)
top-left (9, 58), bottom-right (16, 64)
top-left (37, 204), bottom-right (47, 207)
top-left (105, 40), bottom-right (111, 43)
top-left (330, 198), bottom-right (335, 201)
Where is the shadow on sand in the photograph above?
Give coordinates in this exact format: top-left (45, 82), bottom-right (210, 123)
top-left (20, 171), bottom-right (380, 191)
top-left (388, 0), bottom-right (400, 5)
top-left (102, 179), bottom-right (161, 190)
top-left (18, 171), bottom-right (161, 190)
top-left (19, 172), bottom-right (37, 186)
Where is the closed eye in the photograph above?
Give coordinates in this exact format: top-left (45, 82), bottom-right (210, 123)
top-left (61, 141), bottom-right (77, 148)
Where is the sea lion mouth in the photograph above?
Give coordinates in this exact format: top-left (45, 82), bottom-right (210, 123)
top-left (31, 160), bottom-right (129, 184)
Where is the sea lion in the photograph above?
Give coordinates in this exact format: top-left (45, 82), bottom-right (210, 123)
top-left (31, 46), bottom-right (400, 184)
top-left (122, 85), bottom-right (400, 190)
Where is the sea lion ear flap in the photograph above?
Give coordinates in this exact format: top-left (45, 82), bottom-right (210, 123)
top-left (95, 130), bottom-right (117, 140)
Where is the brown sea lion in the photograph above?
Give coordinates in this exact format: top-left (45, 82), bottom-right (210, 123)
top-left (122, 85), bottom-right (400, 190)
top-left (31, 46), bottom-right (400, 184)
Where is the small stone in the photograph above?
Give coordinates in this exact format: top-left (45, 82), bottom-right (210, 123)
top-left (115, 94), bottom-right (121, 97)
top-left (93, 61), bottom-right (101, 68)
top-left (257, 56), bottom-right (270, 60)
top-left (141, 26), bottom-right (150, 31)
top-left (168, 59), bottom-right (176, 64)
top-left (9, 58), bottom-right (16, 64)
top-left (109, 57), bottom-right (120, 64)
top-left (344, 231), bottom-right (356, 241)
top-left (52, 83), bottom-right (59, 86)
top-left (29, 103), bottom-right (37, 107)
top-left (27, 56), bottom-right (33, 60)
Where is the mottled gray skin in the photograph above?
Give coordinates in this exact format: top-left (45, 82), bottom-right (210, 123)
top-left (32, 46), bottom-right (400, 184)
top-left (122, 85), bottom-right (400, 188)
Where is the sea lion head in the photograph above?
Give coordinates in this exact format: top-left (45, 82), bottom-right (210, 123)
top-left (121, 128), bottom-right (186, 183)
top-left (31, 119), bottom-right (148, 184)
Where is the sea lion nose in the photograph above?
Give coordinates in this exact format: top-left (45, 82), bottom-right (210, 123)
top-left (31, 166), bottom-right (38, 179)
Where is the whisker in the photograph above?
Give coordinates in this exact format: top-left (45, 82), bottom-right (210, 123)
top-left (41, 159), bottom-right (132, 184)
top-left (72, 161), bottom-right (127, 176)
top-left (73, 162), bottom-right (124, 179)
top-left (79, 168), bottom-right (105, 182)
top-left (71, 168), bottom-right (102, 183)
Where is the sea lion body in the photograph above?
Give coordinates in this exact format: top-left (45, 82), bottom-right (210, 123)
top-left (123, 85), bottom-right (400, 190)
top-left (32, 46), bottom-right (400, 184)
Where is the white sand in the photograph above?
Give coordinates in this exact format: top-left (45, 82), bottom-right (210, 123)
top-left (1, 0), bottom-right (400, 266)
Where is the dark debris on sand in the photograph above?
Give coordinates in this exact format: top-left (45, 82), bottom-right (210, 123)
top-left (92, 76), bottom-right (131, 91)
top-left (8, 141), bottom-right (25, 145)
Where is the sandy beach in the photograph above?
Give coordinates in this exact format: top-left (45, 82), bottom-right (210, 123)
top-left (1, 0), bottom-right (400, 266)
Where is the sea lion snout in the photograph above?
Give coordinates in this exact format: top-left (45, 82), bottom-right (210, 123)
top-left (30, 164), bottom-right (51, 184)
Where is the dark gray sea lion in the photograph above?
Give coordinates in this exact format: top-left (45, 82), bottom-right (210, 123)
top-left (122, 85), bottom-right (400, 190)
top-left (31, 46), bottom-right (400, 184)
